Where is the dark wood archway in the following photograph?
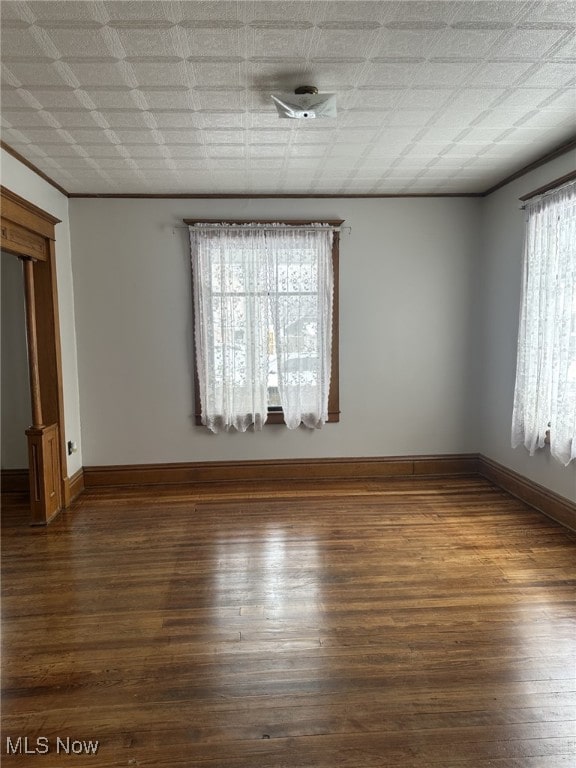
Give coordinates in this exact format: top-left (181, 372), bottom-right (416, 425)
top-left (1, 186), bottom-right (68, 524)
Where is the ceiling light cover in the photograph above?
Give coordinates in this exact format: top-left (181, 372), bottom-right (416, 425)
top-left (271, 92), bottom-right (337, 119)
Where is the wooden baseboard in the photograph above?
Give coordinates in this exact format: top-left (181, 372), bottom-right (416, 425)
top-left (413, 455), bottom-right (479, 476)
top-left (19, 454), bottom-right (574, 533)
top-left (478, 455), bottom-right (576, 532)
top-left (2, 467), bottom-right (85, 504)
top-left (83, 454), bottom-right (479, 489)
top-left (1, 468), bottom-right (29, 493)
top-left (64, 467), bottom-right (85, 506)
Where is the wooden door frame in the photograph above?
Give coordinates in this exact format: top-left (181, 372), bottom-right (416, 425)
top-left (1, 185), bottom-right (69, 523)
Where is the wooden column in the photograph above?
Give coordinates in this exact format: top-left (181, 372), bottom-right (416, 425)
top-left (25, 424), bottom-right (61, 524)
top-left (2, 186), bottom-right (66, 523)
top-left (22, 258), bottom-right (44, 428)
top-left (21, 257), bottom-right (62, 525)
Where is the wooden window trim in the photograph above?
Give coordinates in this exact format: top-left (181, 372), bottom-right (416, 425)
top-left (186, 219), bottom-right (342, 427)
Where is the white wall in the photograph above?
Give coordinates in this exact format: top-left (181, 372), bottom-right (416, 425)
top-left (479, 153), bottom-right (576, 503)
top-left (5, 142), bottom-right (574, 504)
top-left (1, 252), bottom-right (31, 468)
top-left (0, 148), bottom-right (83, 476)
top-left (70, 197), bottom-right (481, 465)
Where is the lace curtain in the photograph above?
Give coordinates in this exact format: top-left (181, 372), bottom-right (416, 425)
top-left (189, 223), bottom-right (334, 433)
top-left (512, 180), bottom-right (576, 466)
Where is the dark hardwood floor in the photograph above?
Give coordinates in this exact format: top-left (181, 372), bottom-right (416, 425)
top-left (2, 476), bottom-right (575, 767)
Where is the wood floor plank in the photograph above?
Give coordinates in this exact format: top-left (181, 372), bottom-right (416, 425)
top-left (2, 477), bottom-right (575, 766)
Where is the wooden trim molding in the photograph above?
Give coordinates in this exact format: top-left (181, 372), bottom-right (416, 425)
top-left (478, 455), bottom-right (576, 533)
top-left (64, 467), bottom-right (85, 506)
top-left (188, 219), bottom-right (342, 427)
top-left (1, 220), bottom-right (49, 261)
top-left (482, 135), bottom-right (576, 197)
top-left (71, 193), bottom-right (482, 199)
top-left (519, 169), bottom-right (576, 203)
top-left (1, 466), bottom-right (84, 505)
top-left (0, 142), bottom-right (69, 198)
top-left (2, 137), bottom-right (574, 201)
top-left (1, 469), bottom-right (29, 494)
top-left (413, 455), bottom-right (479, 476)
top-left (83, 454), bottom-right (479, 489)
top-left (0, 185), bottom-right (60, 240)
top-left (1, 186), bottom-right (68, 524)
top-left (26, 454), bottom-right (575, 535)
top-left (26, 423), bottom-right (62, 525)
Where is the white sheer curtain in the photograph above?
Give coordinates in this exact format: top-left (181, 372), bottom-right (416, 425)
top-left (512, 180), bottom-right (576, 466)
top-left (189, 223), bottom-right (334, 433)
top-left (267, 226), bottom-right (334, 429)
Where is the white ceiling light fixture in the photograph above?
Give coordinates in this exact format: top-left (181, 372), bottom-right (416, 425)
top-left (271, 86), bottom-right (337, 119)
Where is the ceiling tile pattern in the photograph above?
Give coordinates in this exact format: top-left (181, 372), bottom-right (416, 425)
top-left (0, 1), bottom-right (575, 195)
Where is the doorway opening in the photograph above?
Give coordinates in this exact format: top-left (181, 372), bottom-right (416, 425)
top-left (1, 186), bottom-right (68, 524)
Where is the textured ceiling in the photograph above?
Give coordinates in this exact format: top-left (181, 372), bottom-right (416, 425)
top-left (1, 1), bottom-right (575, 196)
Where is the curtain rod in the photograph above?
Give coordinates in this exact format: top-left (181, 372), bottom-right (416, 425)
top-left (186, 224), bottom-right (344, 232)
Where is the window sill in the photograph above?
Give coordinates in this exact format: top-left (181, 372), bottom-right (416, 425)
top-left (266, 410), bottom-right (340, 425)
top-left (194, 411), bottom-right (340, 427)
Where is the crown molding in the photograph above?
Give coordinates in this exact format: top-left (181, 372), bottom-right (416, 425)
top-left (2, 136), bottom-right (575, 201)
top-left (69, 192), bottom-right (482, 200)
top-left (1, 184), bottom-right (62, 228)
top-left (1, 141), bottom-right (69, 197)
top-left (481, 135), bottom-right (576, 198)
top-left (519, 168), bottom-right (576, 203)
top-left (68, 192), bottom-right (482, 199)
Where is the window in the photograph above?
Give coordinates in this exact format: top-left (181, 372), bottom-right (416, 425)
top-left (187, 220), bottom-right (341, 433)
top-left (512, 179), bottom-right (576, 466)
